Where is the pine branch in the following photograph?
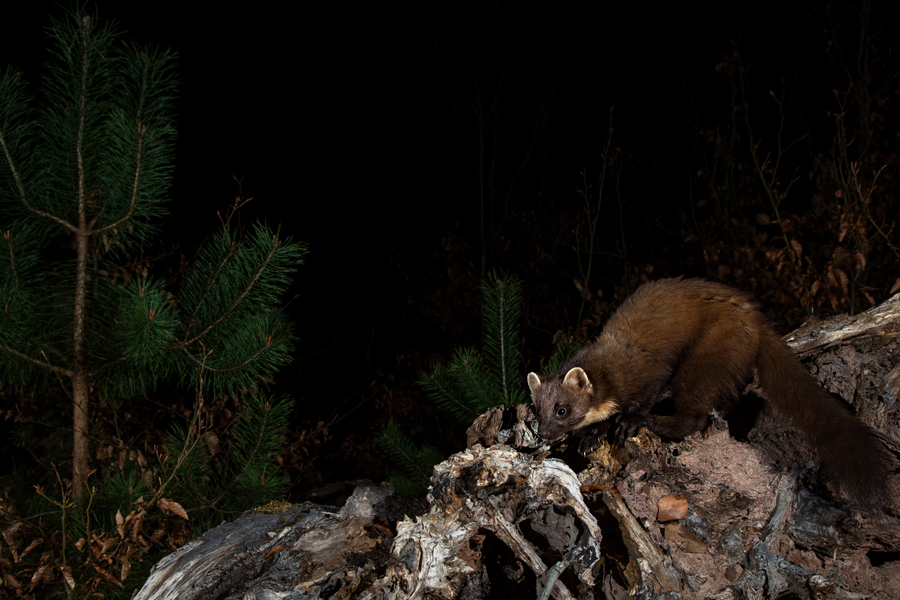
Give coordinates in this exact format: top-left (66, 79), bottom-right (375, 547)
top-left (111, 277), bottom-right (177, 374)
top-left (379, 421), bottom-right (424, 479)
top-left (447, 347), bottom-right (503, 413)
top-left (179, 224), bottom-right (305, 343)
top-left (211, 394), bottom-right (292, 508)
top-left (75, 14), bottom-right (89, 235)
top-left (481, 272), bottom-right (524, 405)
top-left (90, 123), bottom-right (143, 233)
top-left (543, 335), bottom-right (579, 375)
top-left (417, 273), bottom-right (527, 429)
top-left (0, 344), bottom-right (71, 377)
top-left (418, 362), bottom-right (481, 423)
top-left (174, 224), bottom-right (306, 395)
top-left (3, 231), bottom-right (17, 292)
top-left (178, 342), bottom-right (268, 373)
top-left (0, 115), bottom-right (27, 207)
top-left (0, 117), bottom-right (31, 218)
top-left (183, 242), bottom-right (238, 336)
top-left (378, 421), bottom-right (442, 496)
top-left (180, 237), bottom-right (279, 347)
top-left (0, 68), bottom-right (75, 232)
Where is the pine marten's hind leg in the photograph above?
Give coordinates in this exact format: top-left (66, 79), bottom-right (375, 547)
top-left (647, 326), bottom-right (755, 440)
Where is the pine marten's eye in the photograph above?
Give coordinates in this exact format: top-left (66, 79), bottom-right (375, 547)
top-left (556, 407), bottom-right (567, 417)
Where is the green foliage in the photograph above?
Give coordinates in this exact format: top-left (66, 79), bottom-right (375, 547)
top-left (172, 223), bottom-right (308, 397)
top-left (542, 334), bottom-right (579, 375)
top-left (0, 7), bottom-right (181, 394)
top-left (378, 421), bottom-right (444, 497)
top-left (481, 272), bottom-right (526, 405)
top-left (162, 393), bottom-right (294, 530)
top-left (418, 354), bottom-right (479, 422)
top-left (91, 470), bottom-right (153, 520)
top-left (0, 6), bottom-right (306, 422)
top-left (0, 8), bottom-right (303, 597)
top-left (109, 277), bottom-right (180, 382)
top-left (393, 274), bottom-right (526, 496)
top-left (419, 272), bottom-right (527, 423)
top-left (38, 13), bottom-right (177, 245)
top-left (223, 393), bottom-right (293, 511)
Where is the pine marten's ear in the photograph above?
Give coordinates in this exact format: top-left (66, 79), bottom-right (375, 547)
top-left (563, 367), bottom-right (592, 393)
top-left (527, 372), bottom-right (542, 396)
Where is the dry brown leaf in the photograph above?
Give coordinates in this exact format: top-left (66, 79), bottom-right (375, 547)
top-left (3, 522), bottom-right (22, 562)
top-left (810, 278), bottom-right (821, 296)
top-left (59, 565), bottom-right (74, 590)
top-left (131, 508), bottom-right (146, 541)
top-left (829, 291), bottom-right (840, 313)
top-left (88, 535), bottom-right (102, 559)
top-left (725, 563), bottom-right (744, 582)
top-left (30, 564), bottom-right (50, 587)
top-left (890, 278), bottom-right (900, 295)
top-left (4, 572), bottom-right (21, 589)
top-left (864, 290), bottom-right (875, 306)
top-left (580, 484), bottom-right (622, 496)
top-left (3, 539), bottom-right (17, 563)
top-left (149, 527), bottom-right (166, 543)
top-left (120, 557), bottom-right (131, 582)
top-left (663, 523), bottom-right (708, 553)
top-left (836, 267), bottom-right (849, 296)
top-left (122, 510), bottom-right (137, 536)
top-left (98, 534), bottom-right (119, 557)
top-left (838, 210), bottom-right (850, 242)
top-left (656, 494), bottom-right (688, 522)
top-left (832, 245), bottom-right (849, 264)
top-left (92, 564), bottom-right (123, 588)
top-left (158, 498), bottom-right (189, 520)
top-left (19, 538), bottom-right (42, 561)
top-left (136, 449), bottom-right (148, 470)
top-left (205, 432), bottom-right (220, 456)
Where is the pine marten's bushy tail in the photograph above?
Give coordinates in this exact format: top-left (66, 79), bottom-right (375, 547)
top-left (756, 332), bottom-right (893, 506)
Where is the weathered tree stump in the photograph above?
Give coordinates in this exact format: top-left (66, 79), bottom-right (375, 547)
top-left (134, 294), bottom-right (900, 599)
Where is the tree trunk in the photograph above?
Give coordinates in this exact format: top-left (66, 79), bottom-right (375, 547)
top-left (72, 14), bottom-right (92, 505)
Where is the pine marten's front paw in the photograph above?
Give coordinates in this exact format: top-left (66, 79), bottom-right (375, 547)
top-left (579, 422), bottom-right (611, 455)
top-left (611, 415), bottom-right (642, 446)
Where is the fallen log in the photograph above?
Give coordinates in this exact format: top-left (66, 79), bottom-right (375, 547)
top-left (134, 294), bottom-right (900, 599)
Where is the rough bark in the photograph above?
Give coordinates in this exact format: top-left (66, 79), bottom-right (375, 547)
top-left (133, 294), bottom-right (900, 599)
top-left (71, 15), bottom-right (93, 506)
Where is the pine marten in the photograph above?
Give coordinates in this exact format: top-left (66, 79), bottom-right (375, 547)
top-left (527, 278), bottom-right (893, 505)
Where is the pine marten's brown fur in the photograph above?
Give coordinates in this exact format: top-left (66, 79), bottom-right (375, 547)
top-left (527, 278), bottom-right (893, 505)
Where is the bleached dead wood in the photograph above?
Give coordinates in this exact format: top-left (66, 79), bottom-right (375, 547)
top-left (361, 444), bottom-right (604, 600)
top-left (132, 486), bottom-right (400, 600)
top-left (785, 291), bottom-right (900, 358)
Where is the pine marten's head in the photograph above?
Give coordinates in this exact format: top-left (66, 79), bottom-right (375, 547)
top-left (527, 367), bottom-right (619, 442)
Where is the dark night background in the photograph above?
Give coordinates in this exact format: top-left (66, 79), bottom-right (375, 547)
top-left (3, 2), bottom-right (900, 496)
